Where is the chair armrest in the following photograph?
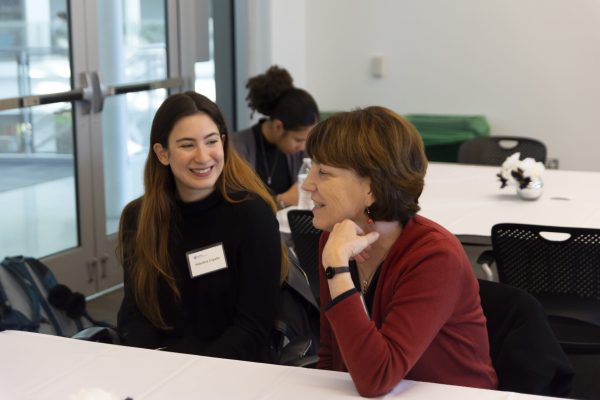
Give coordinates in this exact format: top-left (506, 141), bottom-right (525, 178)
top-left (476, 249), bottom-right (496, 281)
top-left (476, 249), bottom-right (496, 265)
top-left (285, 354), bottom-right (319, 368)
top-left (72, 326), bottom-right (121, 344)
top-left (279, 337), bottom-right (319, 367)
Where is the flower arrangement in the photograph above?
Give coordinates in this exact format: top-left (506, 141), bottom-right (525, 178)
top-left (497, 152), bottom-right (545, 189)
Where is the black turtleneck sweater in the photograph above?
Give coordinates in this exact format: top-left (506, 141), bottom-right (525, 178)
top-left (117, 190), bottom-right (281, 362)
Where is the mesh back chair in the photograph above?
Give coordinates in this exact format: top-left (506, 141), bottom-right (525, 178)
top-left (457, 136), bottom-right (547, 166)
top-left (478, 279), bottom-right (574, 396)
top-left (490, 223), bottom-right (600, 399)
top-left (287, 210), bottom-right (322, 303)
top-left (490, 223), bottom-right (600, 350)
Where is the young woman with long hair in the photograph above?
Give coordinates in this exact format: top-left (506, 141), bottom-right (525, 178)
top-left (117, 91), bottom-right (286, 362)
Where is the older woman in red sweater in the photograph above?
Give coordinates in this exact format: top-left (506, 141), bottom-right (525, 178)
top-left (302, 107), bottom-right (497, 397)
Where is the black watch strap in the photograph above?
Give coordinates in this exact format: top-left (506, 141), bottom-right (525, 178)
top-left (325, 266), bottom-right (350, 279)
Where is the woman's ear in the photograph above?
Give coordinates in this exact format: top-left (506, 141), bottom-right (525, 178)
top-left (153, 143), bottom-right (170, 166)
top-left (272, 119), bottom-right (285, 137)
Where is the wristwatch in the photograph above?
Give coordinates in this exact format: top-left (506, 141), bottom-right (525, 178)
top-left (325, 266), bottom-right (350, 279)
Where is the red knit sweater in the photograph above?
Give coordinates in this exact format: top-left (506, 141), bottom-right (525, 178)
top-left (317, 215), bottom-right (498, 397)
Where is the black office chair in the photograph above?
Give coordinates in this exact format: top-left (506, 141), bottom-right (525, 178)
top-left (478, 279), bottom-right (574, 396)
top-left (484, 223), bottom-right (600, 399)
top-left (287, 209), bottom-right (322, 303)
top-left (270, 249), bottom-right (319, 367)
top-left (457, 136), bottom-right (547, 166)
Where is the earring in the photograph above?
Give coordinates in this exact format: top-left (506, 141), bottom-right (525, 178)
top-left (365, 207), bottom-right (374, 225)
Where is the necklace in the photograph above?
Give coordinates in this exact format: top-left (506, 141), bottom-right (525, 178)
top-left (359, 266), bottom-right (378, 295)
top-left (257, 131), bottom-right (279, 186)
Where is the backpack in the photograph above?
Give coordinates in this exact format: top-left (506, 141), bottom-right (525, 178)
top-left (0, 255), bottom-right (109, 336)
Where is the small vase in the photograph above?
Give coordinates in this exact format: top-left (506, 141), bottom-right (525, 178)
top-left (516, 180), bottom-right (544, 201)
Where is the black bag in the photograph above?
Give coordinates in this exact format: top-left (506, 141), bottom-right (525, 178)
top-left (0, 255), bottom-right (110, 336)
top-left (270, 250), bottom-right (320, 366)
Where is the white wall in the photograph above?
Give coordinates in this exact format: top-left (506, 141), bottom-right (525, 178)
top-left (251, 0), bottom-right (600, 171)
top-left (235, 0), bottom-right (307, 129)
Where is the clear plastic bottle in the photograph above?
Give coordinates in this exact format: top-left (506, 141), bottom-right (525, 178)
top-left (297, 158), bottom-right (313, 209)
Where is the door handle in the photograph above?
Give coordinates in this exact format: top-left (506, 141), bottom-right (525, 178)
top-left (0, 73), bottom-right (183, 113)
top-left (0, 88), bottom-right (85, 111)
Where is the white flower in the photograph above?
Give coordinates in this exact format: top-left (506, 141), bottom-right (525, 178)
top-left (519, 157), bottom-right (545, 180)
top-left (497, 152), bottom-right (545, 188)
top-left (499, 152), bottom-right (522, 184)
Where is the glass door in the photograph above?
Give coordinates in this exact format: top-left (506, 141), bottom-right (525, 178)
top-left (0, 0), bottom-right (213, 295)
top-left (0, 0), bottom-right (92, 292)
top-left (83, 0), bottom-right (183, 291)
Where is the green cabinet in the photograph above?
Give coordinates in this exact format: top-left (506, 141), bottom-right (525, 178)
top-left (406, 114), bottom-right (490, 162)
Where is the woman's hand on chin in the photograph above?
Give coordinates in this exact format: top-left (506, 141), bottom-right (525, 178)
top-left (322, 219), bottom-right (380, 267)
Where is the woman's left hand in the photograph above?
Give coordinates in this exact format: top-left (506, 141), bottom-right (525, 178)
top-left (277, 182), bottom-right (299, 207)
top-left (322, 219), bottom-right (380, 268)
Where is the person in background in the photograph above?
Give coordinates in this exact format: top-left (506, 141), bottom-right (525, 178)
top-left (232, 65), bottom-right (319, 209)
top-left (117, 91), bottom-right (285, 363)
top-left (302, 107), bottom-right (497, 397)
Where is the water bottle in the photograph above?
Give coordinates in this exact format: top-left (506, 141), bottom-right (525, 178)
top-left (297, 158), bottom-right (313, 209)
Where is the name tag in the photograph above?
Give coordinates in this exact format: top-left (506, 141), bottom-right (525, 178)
top-left (186, 243), bottom-right (228, 278)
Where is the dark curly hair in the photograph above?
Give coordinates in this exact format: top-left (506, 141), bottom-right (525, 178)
top-left (245, 65), bottom-right (319, 130)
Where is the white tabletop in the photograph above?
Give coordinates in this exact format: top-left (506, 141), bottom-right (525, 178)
top-left (0, 330), bottom-right (562, 400)
top-left (419, 163), bottom-right (600, 237)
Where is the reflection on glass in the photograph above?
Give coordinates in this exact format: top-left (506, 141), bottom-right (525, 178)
top-left (97, 1), bottom-right (167, 86)
top-left (195, 13), bottom-right (216, 101)
top-left (195, 60), bottom-right (216, 102)
top-left (0, 1), bottom-right (70, 99)
top-left (0, 106), bottom-right (77, 258)
top-left (0, 1), bottom-right (77, 258)
top-left (102, 90), bottom-right (166, 234)
top-left (97, 1), bottom-right (168, 235)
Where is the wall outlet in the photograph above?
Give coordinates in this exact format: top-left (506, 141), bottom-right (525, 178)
top-left (546, 158), bottom-right (559, 169)
top-left (371, 56), bottom-right (384, 78)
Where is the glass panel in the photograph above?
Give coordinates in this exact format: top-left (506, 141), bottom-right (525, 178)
top-left (102, 89), bottom-right (166, 234)
top-left (0, 105), bottom-right (77, 258)
top-left (195, 58), bottom-right (216, 102)
top-left (97, 0), bottom-right (168, 235)
top-left (0, 1), bottom-right (77, 258)
top-left (195, 9), bottom-right (216, 101)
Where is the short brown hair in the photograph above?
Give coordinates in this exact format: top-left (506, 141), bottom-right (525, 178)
top-left (306, 106), bottom-right (427, 225)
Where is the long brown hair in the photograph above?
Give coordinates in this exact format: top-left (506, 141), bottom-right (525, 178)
top-left (306, 106), bottom-right (427, 226)
top-left (117, 91), bottom-right (287, 329)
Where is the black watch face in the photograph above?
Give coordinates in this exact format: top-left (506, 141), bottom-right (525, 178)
top-left (325, 267), bottom-right (334, 279)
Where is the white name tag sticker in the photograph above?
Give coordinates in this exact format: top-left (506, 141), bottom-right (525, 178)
top-left (186, 243), bottom-right (228, 278)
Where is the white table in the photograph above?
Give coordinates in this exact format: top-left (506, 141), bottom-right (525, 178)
top-left (0, 330), bottom-right (561, 400)
top-left (420, 163), bottom-right (600, 238)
